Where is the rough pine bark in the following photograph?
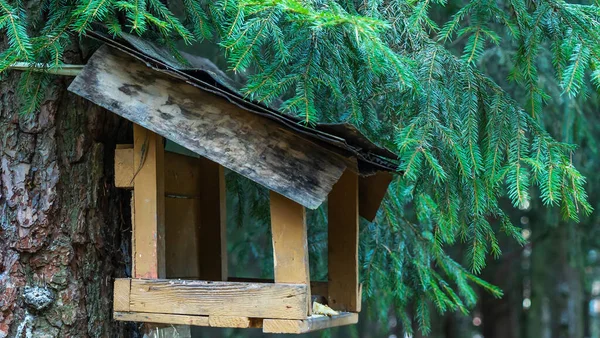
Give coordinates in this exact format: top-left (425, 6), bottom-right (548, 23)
top-left (0, 29), bottom-right (133, 337)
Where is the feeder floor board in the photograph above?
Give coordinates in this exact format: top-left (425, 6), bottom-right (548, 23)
top-left (263, 313), bottom-right (359, 334)
top-left (114, 278), bottom-right (308, 320)
top-left (113, 312), bottom-right (358, 333)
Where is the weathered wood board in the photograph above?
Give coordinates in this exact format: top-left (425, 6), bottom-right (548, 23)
top-left (70, 46), bottom-right (346, 209)
top-left (113, 279), bottom-right (131, 312)
top-left (114, 312), bottom-right (210, 327)
top-left (263, 313), bottom-right (358, 334)
top-left (227, 278), bottom-right (328, 297)
top-left (114, 312), bottom-right (263, 329)
top-left (122, 278), bottom-right (309, 319)
top-left (208, 316), bottom-right (260, 328)
top-left (114, 146), bottom-right (134, 188)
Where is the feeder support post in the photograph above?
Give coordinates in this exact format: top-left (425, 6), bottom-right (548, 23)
top-left (328, 169), bottom-right (361, 312)
top-left (270, 191), bottom-right (312, 316)
top-left (132, 124), bottom-right (166, 279)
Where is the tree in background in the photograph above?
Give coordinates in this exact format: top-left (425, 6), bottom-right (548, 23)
top-left (1, 0), bottom-right (600, 336)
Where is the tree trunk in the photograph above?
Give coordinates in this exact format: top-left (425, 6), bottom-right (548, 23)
top-left (0, 35), bottom-right (133, 336)
top-left (480, 231), bottom-right (524, 338)
top-left (527, 222), bottom-right (584, 338)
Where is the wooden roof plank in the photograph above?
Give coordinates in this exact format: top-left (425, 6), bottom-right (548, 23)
top-left (68, 46), bottom-right (347, 209)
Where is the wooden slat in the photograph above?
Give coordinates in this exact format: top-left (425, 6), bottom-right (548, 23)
top-left (115, 149), bottom-right (202, 198)
top-left (208, 316), bottom-right (257, 328)
top-left (128, 279), bottom-right (308, 319)
top-left (133, 125), bottom-right (166, 279)
top-left (113, 279), bottom-right (131, 312)
top-left (114, 312), bottom-right (264, 330)
top-left (358, 171), bottom-right (393, 221)
top-left (270, 191), bottom-right (311, 316)
top-left (263, 313), bottom-right (358, 334)
top-left (165, 197), bottom-right (200, 278)
top-left (70, 46), bottom-right (347, 209)
top-left (130, 195), bottom-right (136, 277)
top-left (198, 158), bottom-right (227, 281)
top-left (116, 144), bottom-right (133, 149)
top-left (164, 153), bottom-right (202, 197)
top-left (228, 278), bottom-right (327, 297)
top-left (328, 170), bottom-right (360, 312)
top-left (115, 148), bottom-right (134, 188)
top-left (114, 312), bottom-right (209, 327)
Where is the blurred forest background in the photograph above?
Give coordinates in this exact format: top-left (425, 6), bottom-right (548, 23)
top-left (176, 2), bottom-right (600, 338)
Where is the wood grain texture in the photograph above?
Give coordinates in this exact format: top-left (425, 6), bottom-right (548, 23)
top-left (113, 279), bottom-right (131, 312)
top-left (197, 159), bottom-right (227, 281)
top-left (115, 148), bottom-right (134, 188)
top-left (114, 312), bottom-right (264, 330)
top-left (133, 125), bottom-right (166, 279)
top-left (128, 279), bottom-right (308, 319)
top-left (208, 316), bottom-right (254, 328)
top-left (227, 278), bottom-right (327, 297)
top-left (69, 46), bottom-right (347, 209)
top-left (165, 197), bottom-right (200, 278)
top-left (164, 153), bottom-right (202, 197)
top-left (115, 148), bottom-right (202, 197)
top-left (114, 312), bottom-right (209, 326)
top-left (328, 170), bottom-right (360, 312)
top-left (262, 313), bottom-right (358, 334)
top-left (270, 191), bottom-right (311, 316)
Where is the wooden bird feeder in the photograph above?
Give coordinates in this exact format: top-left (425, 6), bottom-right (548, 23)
top-left (67, 31), bottom-right (398, 334)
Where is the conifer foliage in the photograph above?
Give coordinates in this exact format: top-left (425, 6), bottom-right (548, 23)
top-left (1, 0), bottom-right (598, 334)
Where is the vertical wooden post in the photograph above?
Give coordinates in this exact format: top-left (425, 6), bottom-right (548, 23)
top-left (197, 158), bottom-right (227, 281)
top-left (328, 169), bottom-right (360, 312)
top-left (133, 124), bottom-right (166, 279)
top-left (270, 191), bottom-right (311, 316)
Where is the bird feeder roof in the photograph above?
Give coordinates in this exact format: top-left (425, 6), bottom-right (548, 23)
top-left (68, 31), bottom-right (399, 220)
